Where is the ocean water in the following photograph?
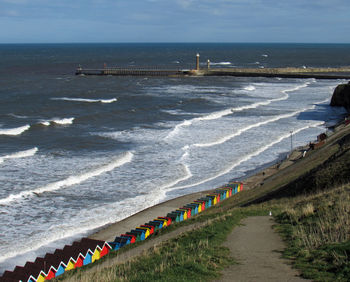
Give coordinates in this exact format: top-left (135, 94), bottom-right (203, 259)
top-left (0, 43), bottom-right (349, 273)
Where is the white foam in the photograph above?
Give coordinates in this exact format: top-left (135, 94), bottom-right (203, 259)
top-left (262, 54), bottom-right (268, 57)
top-left (0, 148), bottom-right (38, 165)
top-left (39, 121), bottom-right (51, 126)
top-left (0, 183), bottom-right (167, 266)
top-left (165, 108), bottom-right (233, 139)
top-left (0, 125), bottom-right (30, 136)
top-left (0, 151), bottom-right (133, 205)
top-left (243, 85), bottom-right (256, 91)
top-left (51, 117), bottom-right (75, 125)
top-left (159, 163), bottom-right (192, 190)
top-left (192, 105), bottom-right (316, 148)
top-left (7, 114), bottom-right (28, 119)
top-left (210, 62), bottom-right (232, 66)
top-left (53, 97), bottom-right (116, 103)
top-left (169, 121), bottom-right (324, 190)
top-left (52, 97), bottom-right (117, 104)
top-left (165, 80), bottom-right (314, 140)
top-left (38, 118), bottom-right (74, 126)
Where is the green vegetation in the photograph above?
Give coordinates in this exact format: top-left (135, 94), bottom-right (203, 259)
top-left (275, 185), bottom-right (350, 281)
top-left (60, 124), bottom-right (350, 281)
top-left (60, 208), bottom-right (270, 282)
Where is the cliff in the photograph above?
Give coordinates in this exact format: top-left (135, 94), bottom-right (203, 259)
top-left (330, 81), bottom-right (350, 112)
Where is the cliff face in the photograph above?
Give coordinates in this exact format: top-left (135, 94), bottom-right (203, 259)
top-left (330, 82), bottom-right (350, 113)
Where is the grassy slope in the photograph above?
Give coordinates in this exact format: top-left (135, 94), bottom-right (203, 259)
top-left (59, 124), bottom-right (350, 281)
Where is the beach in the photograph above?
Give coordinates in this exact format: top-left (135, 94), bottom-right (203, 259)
top-left (89, 116), bottom-right (350, 243)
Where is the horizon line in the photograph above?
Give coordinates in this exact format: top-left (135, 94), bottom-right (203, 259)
top-left (1, 42), bottom-right (350, 45)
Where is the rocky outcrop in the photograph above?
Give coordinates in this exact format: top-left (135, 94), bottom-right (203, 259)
top-left (330, 82), bottom-right (350, 112)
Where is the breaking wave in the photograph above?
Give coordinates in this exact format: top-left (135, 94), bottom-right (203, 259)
top-left (0, 148), bottom-right (38, 164)
top-left (52, 97), bottom-right (117, 104)
top-left (0, 151), bottom-right (133, 205)
top-left (0, 125), bottom-right (30, 136)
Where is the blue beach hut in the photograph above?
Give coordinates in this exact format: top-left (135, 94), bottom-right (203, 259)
top-left (185, 204), bottom-right (198, 215)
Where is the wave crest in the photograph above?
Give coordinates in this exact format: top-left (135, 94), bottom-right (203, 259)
top-left (0, 125), bottom-right (30, 136)
top-left (0, 147), bottom-right (38, 164)
top-left (0, 151), bottom-right (133, 205)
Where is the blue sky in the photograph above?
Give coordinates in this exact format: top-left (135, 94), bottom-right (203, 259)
top-left (0, 0), bottom-right (349, 43)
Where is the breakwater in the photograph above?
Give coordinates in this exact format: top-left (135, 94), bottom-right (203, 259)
top-left (76, 66), bottom-right (350, 79)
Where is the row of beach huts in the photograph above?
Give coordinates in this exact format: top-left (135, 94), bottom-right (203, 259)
top-left (0, 182), bottom-right (243, 282)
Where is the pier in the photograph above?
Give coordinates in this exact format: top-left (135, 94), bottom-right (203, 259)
top-left (75, 67), bottom-right (188, 77)
top-left (76, 54), bottom-right (350, 79)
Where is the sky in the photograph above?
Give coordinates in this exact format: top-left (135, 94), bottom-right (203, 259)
top-left (0, 0), bottom-right (349, 43)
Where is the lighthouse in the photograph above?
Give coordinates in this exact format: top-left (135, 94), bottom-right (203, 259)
top-left (196, 53), bottom-right (200, 71)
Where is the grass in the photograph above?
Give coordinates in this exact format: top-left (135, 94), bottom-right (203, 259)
top-left (60, 208), bottom-right (270, 282)
top-left (58, 124), bottom-right (350, 281)
top-left (275, 184), bottom-right (350, 281)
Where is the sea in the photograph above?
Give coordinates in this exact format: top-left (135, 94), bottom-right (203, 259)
top-left (0, 43), bottom-right (349, 273)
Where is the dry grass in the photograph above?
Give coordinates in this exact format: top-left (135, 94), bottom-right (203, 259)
top-left (281, 185), bottom-right (350, 250)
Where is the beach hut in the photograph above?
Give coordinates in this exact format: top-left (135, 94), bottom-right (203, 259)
top-left (33, 256), bottom-right (62, 279)
top-left (121, 233), bottom-right (137, 243)
top-left (91, 247), bottom-right (101, 263)
top-left (83, 249), bottom-right (93, 266)
top-left (215, 190), bottom-right (226, 200)
top-left (194, 200), bottom-right (206, 211)
top-left (70, 241), bottom-right (90, 266)
top-left (199, 197), bottom-right (212, 208)
top-left (181, 207), bottom-right (192, 218)
top-left (191, 202), bottom-right (202, 213)
top-left (146, 221), bottom-right (162, 231)
top-left (158, 216), bottom-right (172, 226)
top-left (126, 231), bottom-right (141, 242)
top-left (185, 204), bottom-right (198, 215)
top-left (141, 225), bottom-right (155, 235)
top-left (74, 253), bottom-right (85, 268)
top-left (36, 272), bottom-right (47, 282)
top-left (136, 227), bottom-right (151, 238)
top-left (206, 194), bottom-right (217, 205)
top-left (109, 237), bottom-right (129, 250)
top-left (100, 242), bottom-right (112, 258)
top-left (174, 209), bottom-right (186, 221)
top-left (130, 229), bottom-right (146, 241)
top-left (178, 208), bottom-right (191, 219)
top-left (53, 261), bottom-right (67, 277)
top-left (22, 262), bottom-right (47, 282)
top-left (197, 197), bottom-right (209, 209)
top-left (166, 212), bottom-right (180, 223)
top-left (154, 218), bottom-right (168, 227)
top-left (65, 258), bottom-right (76, 272)
top-left (219, 188), bottom-right (230, 198)
top-left (148, 220), bottom-right (163, 229)
top-left (45, 267), bottom-right (57, 280)
top-left (135, 228), bottom-right (148, 239)
top-left (170, 210), bottom-right (183, 222)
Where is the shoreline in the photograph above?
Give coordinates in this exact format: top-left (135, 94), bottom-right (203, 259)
top-left (88, 128), bottom-right (330, 243)
top-left (89, 112), bottom-right (349, 243)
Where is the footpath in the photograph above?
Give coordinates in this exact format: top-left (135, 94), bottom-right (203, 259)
top-left (216, 216), bottom-right (308, 282)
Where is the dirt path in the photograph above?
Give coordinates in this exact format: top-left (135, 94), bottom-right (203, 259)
top-left (216, 216), bottom-right (308, 282)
